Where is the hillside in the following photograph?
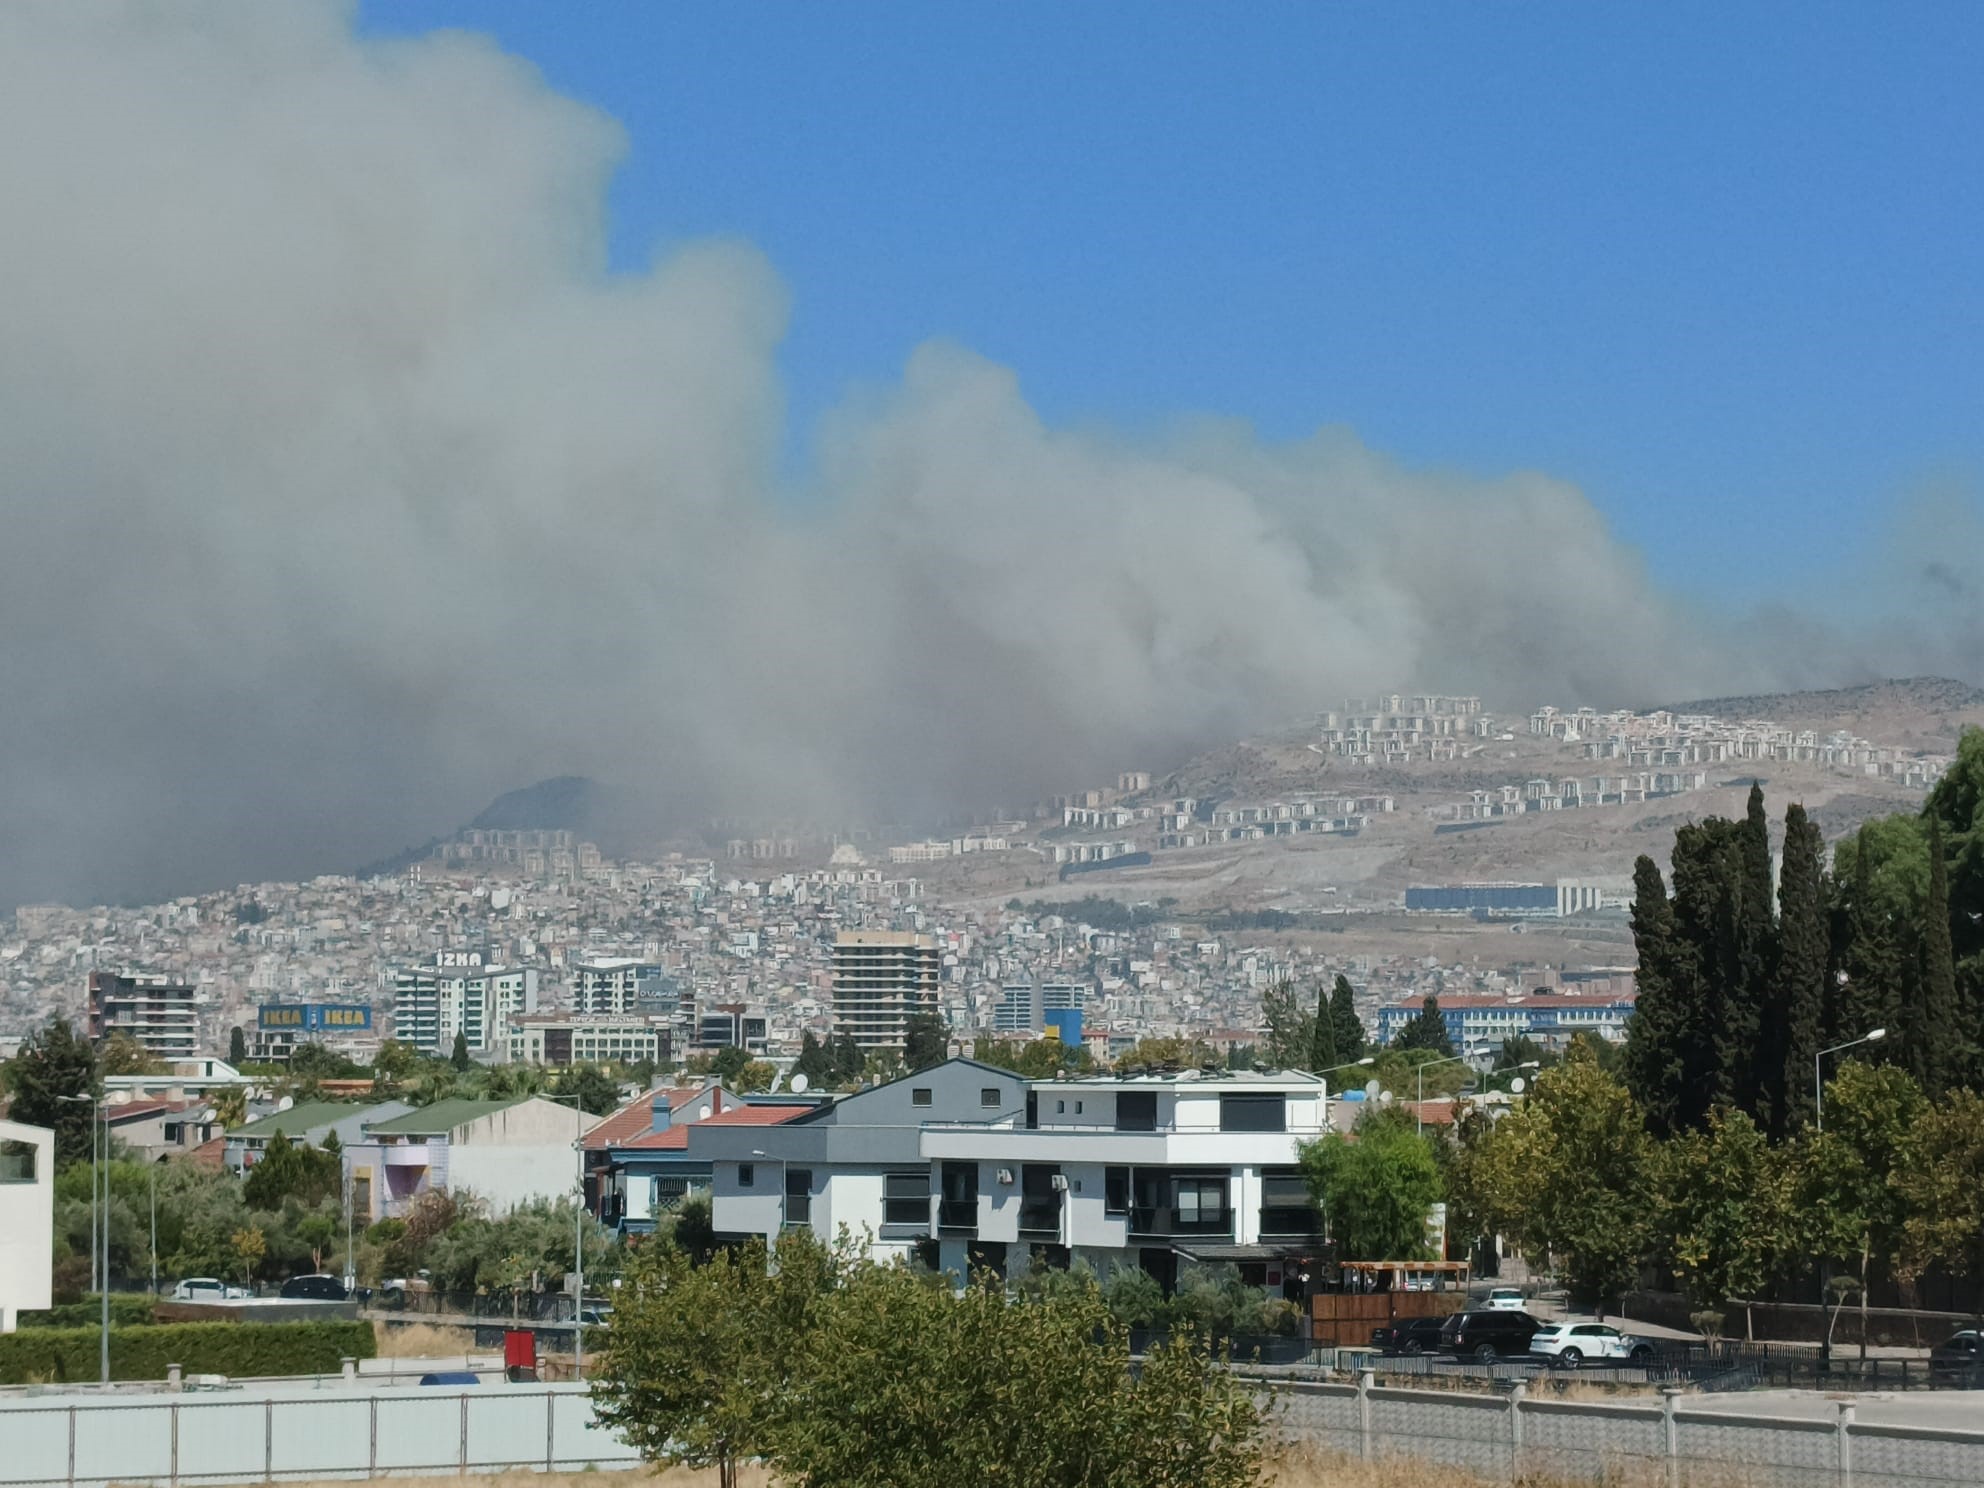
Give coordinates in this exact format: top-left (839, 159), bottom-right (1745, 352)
top-left (1658, 676), bottom-right (1984, 753)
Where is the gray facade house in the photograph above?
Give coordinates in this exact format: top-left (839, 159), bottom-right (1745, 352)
top-left (224, 1099), bottom-right (413, 1175)
top-left (698, 1058), bottom-right (1029, 1263)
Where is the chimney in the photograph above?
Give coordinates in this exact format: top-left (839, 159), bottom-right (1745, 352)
top-left (649, 1095), bottom-right (672, 1135)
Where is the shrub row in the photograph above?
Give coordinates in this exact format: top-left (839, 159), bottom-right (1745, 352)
top-left (0, 1320), bottom-right (376, 1384)
top-left (20, 1294), bottom-right (159, 1329)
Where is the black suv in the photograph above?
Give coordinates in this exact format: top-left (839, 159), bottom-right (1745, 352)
top-left (280, 1274), bottom-right (351, 1301)
top-left (1371, 1315), bottom-right (1451, 1355)
top-left (1439, 1309), bottom-right (1541, 1361)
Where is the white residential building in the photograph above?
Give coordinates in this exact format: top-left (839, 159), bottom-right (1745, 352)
top-left (392, 955), bottom-right (539, 1055)
top-left (919, 1070), bottom-right (1328, 1291)
top-left (0, 1119), bottom-right (55, 1331)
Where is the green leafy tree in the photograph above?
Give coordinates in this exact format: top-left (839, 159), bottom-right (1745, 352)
top-left (1258, 979), bottom-right (1313, 1070)
top-left (555, 1062), bottom-right (621, 1116)
top-left (1391, 996), bottom-right (1454, 1057)
top-left (903, 1011), bottom-right (948, 1072)
top-left (1299, 1105), bottom-right (1443, 1261)
top-left (1895, 1089), bottom-right (1984, 1305)
top-left (972, 1038), bottom-right (1089, 1078)
top-left (449, 1032), bottom-right (472, 1072)
top-left (98, 1031), bottom-right (165, 1077)
top-left (243, 1130), bottom-right (341, 1210)
top-left (1921, 815), bottom-right (1962, 1096)
top-left (1307, 981), bottom-right (1340, 1072)
top-left (791, 1032), bottom-right (835, 1088)
top-left (1448, 1043), bottom-right (1653, 1309)
top-left (1654, 1107), bottom-right (1796, 1310)
top-left (592, 1232), bottom-right (842, 1488)
top-left (1114, 1037), bottom-right (1219, 1073)
top-left (1624, 853), bottom-right (1698, 1136)
top-left (1796, 1061), bottom-right (1926, 1347)
top-left (830, 1031), bottom-right (864, 1085)
top-left (1330, 974), bottom-right (1366, 1062)
top-left (767, 1258), bottom-right (1263, 1488)
top-left (1770, 804), bottom-right (1829, 1137)
top-left (227, 1026), bottom-right (248, 1065)
top-left (4, 1017), bottom-right (100, 1165)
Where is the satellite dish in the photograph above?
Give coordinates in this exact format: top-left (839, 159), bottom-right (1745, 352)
top-left (697, 1104), bottom-right (712, 1121)
top-left (1378, 1090), bottom-right (1394, 1105)
top-left (1509, 1077), bottom-right (1527, 1095)
top-left (790, 1073), bottom-right (810, 1094)
top-left (277, 1095), bottom-right (295, 1112)
top-left (1363, 1079), bottom-right (1381, 1100)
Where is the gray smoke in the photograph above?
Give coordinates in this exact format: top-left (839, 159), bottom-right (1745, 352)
top-left (0, 2), bottom-right (1972, 910)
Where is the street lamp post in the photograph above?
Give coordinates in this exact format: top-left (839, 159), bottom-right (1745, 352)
top-left (1815, 1027), bottom-right (1888, 1132)
top-left (1415, 1048), bottom-right (1485, 1136)
top-left (545, 1092), bottom-right (590, 1378)
top-left (58, 1093), bottom-right (109, 1387)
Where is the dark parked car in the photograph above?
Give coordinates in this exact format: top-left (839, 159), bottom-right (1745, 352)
top-left (280, 1273), bottom-right (351, 1301)
top-left (1929, 1330), bottom-right (1984, 1386)
top-left (1439, 1309), bottom-right (1542, 1362)
top-left (1371, 1315), bottom-right (1452, 1354)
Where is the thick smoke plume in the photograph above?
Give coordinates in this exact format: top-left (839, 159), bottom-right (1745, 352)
top-left (0, 2), bottom-right (1973, 909)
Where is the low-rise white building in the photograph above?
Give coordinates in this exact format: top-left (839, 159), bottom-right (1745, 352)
top-left (0, 1119), bottom-right (55, 1331)
top-left (920, 1070), bottom-right (1327, 1291)
top-left (343, 1096), bottom-right (586, 1221)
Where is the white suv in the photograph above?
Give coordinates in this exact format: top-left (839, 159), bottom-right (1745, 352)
top-left (1530, 1321), bottom-right (1655, 1367)
top-left (172, 1277), bottom-right (249, 1301)
top-left (1484, 1287), bottom-right (1526, 1311)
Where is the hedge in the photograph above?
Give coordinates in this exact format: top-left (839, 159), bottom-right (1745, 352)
top-left (0, 1321), bottom-right (376, 1384)
top-left (20, 1294), bottom-right (159, 1329)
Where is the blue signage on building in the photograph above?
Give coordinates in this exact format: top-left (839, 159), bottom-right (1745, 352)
top-left (257, 1003), bottom-right (373, 1033)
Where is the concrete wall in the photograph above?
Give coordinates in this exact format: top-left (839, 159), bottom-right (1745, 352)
top-left (449, 1143), bottom-right (578, 1214)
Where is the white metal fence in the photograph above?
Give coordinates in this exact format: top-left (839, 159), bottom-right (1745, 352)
top-left (0, 1382), bottom-right (639, 1488)
top-left (1271, 1373), bottom-right (1984, 1487)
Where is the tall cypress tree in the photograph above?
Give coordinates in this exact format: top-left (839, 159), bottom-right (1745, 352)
top-left (1625, 853), bottom-right (1690, 1136)
top-left (1741, 783), bottom-right (1777, 933)
top-left (1330, 974), bottom-right (1365, 1063)
top-left (1308, 982), bottom-right (1339, 1072)
top-left (1923, 815), bottom-right (1960, 1096)
top-left (1771, 804), bottom-right (1827, 1137)
top-left (1838, 828), bottom-right (1904, 1056)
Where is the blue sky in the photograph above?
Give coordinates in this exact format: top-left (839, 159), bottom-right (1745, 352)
top-left (359, 1), bottom-right (1980, 600)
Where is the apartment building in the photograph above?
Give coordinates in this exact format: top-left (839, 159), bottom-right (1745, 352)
top-left (391, 955), bottom-right (539, 1055)
top-left (509, 1012), bottom-right (672, 1068)
top-left (571, 958), bottom-right (674, 1016)
top-left (1374, 992), bottom-right (1638, 1050)
top-left (991, 979), bottom-right (1086, 1035)
top-left (87, 971), bottom-right (203, 1062)
top-left (832, 930), bottom-right (939, 1050)
top-left (919, 1070), bottom-right (1327, 1291)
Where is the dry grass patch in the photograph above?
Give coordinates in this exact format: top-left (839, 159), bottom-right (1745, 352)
top-left (371, 1320), bottom-right (479, 1358)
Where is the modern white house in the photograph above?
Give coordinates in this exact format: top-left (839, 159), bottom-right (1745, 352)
top-left (343, 1096), bottom-right (588, 1221)
top-left (919, 1069), bottom-right (1329, 1292)
top-left (0, 1119), bottom-right (55, 1332)
top-left (698, 1059), bottom-right (1030, 1263)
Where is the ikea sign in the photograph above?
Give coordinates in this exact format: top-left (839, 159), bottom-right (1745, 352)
top-left (257, 1003), bottom-right (373, 1033)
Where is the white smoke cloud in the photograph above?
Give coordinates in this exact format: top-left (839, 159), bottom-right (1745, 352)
top-left (0, 2), bottom-right (1968, 908)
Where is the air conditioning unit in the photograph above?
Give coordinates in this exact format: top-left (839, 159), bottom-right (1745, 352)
top-left (996, 1168), bottom-right (1015, 1186)
top-left (1049, 1174), bottom-right (1069, 1192)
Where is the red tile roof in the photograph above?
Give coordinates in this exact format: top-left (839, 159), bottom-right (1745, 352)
top-left (585, 1085), bottom-right (729, 1150)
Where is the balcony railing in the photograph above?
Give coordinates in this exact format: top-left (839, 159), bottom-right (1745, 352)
top-left (1128, 1206), bottom-right (1233, 1239)
top-left (937, 1198), bottom-right (978, 1233)
top-left (1016, 1199), bottom-right (1062, 1239)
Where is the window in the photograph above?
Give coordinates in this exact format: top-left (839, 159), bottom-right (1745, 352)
top-left (738, 1163), bottom-right (756, 1188)
top-left (1055, 1100), bottom-right (1065, 1114)
top-left (784, 1167), bottom-right (812, 1226)
top-left (1219, 1093), bottom-right (1286, 1133)
top-left (0, 1139), bottom-right (36, 1184)
top-left (1104, 1166), bottom-right (1130, 1215)
top-left (980, 1087), bottom-right (1001, 1108)
top-left (1258, 1171), bottom-right (1314, 1236)
top-left (1115, 1091), bottom-right (1157, 1132)
top-left (1075, 1101), bottom-right (1083, 1115)
top-left (1018, 1165), bottom-right (1062, 1236)
top-left (883, 1171), bottom-right (928, 1226)
top-left (1172, 1177), bottom-right (1228, 1232)
top-left (939, 1161), bottom-right (978, 1232)
top-left (912, 1088), bottom-right (932, 1107)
